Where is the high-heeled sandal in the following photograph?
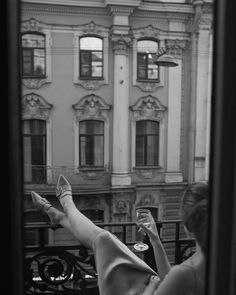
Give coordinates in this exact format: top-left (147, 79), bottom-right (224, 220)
top-left (56, 174), bottom-right (72, 200)
top-left (31, 191), bottom-right (56, 226)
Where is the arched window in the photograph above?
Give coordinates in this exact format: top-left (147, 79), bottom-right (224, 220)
top-left (21, 33), bottom-right (46, 77)
top-left (79, 120), bottom-right (104, 167)
top-left (22, 119), bottom-right (46, 183)
top-left (137, 39), bottom-right (159, 81)
top-left (136, 120), bottom-right (159, 166)
top-left (79, 36), bottom-right (103, 78)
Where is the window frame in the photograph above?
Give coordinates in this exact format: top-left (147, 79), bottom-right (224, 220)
top-left (135, 120), bottom-right (160, 167)
top-left (22, 119), bottom-right (47, 184)
top-left (21, 32), bottom-right (46, 78)
top-left (73, 22), bottom-right (109, 90)
top-left (79, 119), bottom-right (105, 168)
top-left (20, 18), bottom-right (52, 89)
top-left (137, 39), bottom-right (160, 82)
top-left (79, 36), bottom-right (104, 80)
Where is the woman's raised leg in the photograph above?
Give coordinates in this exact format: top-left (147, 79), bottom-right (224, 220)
top-left (55, 175), bottom-right (104, 248)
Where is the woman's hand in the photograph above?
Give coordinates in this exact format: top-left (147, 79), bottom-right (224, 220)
top-left (143, 275), bottom-right (160, 295)
top-left (137, 214), bottom-right (160, 242)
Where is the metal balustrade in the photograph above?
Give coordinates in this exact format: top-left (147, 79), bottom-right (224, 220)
top-left (24, 220), bottom-right (196, 294)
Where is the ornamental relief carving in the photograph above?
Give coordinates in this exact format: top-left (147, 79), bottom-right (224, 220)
top-left (21, 18), bottom-right (44, 33)
top-left (22, 78), bottom-right (50, 89)
top-left (22, 93), bottom-right (53, 120)
top-left (76, 80), bottom-right (105, 91)
top-left (132, 24), bottom-right (161, 40)
top-left (131, 95), bottom-right (166, 121)
top-left (165, 39), bottom-right (187, 57)
top-left (79, 21), bottom-right (109, 37)
top-left (136, 194), bottom-right (159, 208)
top-left (135, 169), bottom-right (155, 179)
top-left (72, 94), bottom-right (111, 121)
top-left (79, 170), bottom-right (106, 180)
top-left (135, 82), bottom-right (163, 92)
top-left (111, 34), bottom-right (133, 56)
top-left (112, 192), bottom-right (135, 215)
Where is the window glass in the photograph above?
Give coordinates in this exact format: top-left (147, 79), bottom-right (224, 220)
top-left (79, 120), bottom-right (104, 167)
top-left (21, 33), bottom-right (46, 77)
top-left (136, 120), bottom-right (159, 166)
top-left (80, 36), bottom-right (103, 78)
top-left (22, 120), bottom-right (46, 183)
top-left (80, 37), bottom-right (102, 50)
top-left (137, 40), bottom-right (159, 81)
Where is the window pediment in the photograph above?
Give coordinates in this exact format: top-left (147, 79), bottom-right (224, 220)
top-left (22, 93), bottom-right (53, 120)
top-left (131, 95), bottom-right (166, 120)
top-left (72, 94), bottom-right (111, 121)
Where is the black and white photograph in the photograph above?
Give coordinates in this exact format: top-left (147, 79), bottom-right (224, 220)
top-left (4, 1), bottom-right (236, 295)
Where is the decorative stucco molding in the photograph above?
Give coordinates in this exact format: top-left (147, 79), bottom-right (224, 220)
top-left (21, 18), bottom-right (52, 89)
top-left (165, 39), bottom-right (188, 57)
top-left (111, 34), bottom-right (133, 56)
top-left (72, 93), bottom-right (111, 121)
top-left (22, 92), bottom-right (53, 120)
top-left (131, 94), bottom-right (166, 121)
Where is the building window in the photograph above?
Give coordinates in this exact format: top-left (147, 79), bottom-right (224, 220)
top-left (24, 209), bottom-right (49, 246)
top-left (23, 119), bottom-right (46, 183)
top-left (136, 120), bottom-right (159, 166)
top-left (79, 36), bottom-right (103, 79)
top-left (137, 40), bottom-right (159, 81)
top-left (81, 209), bottom-right (104, 223)
top-left (79, 120), bottom-right (104, 167)
top-left (21, 33), bottom-right (46, 78)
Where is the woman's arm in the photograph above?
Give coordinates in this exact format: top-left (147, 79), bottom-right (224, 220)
top-left (139, 217), bottom-right (171, 280)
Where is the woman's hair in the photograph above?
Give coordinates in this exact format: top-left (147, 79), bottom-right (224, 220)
top-left (180, 181), bottom-right (209, 255)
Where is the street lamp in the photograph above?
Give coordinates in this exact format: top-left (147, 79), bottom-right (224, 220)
top-left (153, 47), bottom-right (178, 67)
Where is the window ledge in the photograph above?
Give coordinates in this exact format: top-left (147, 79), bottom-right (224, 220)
top-left (22, 76), bottom-right (51, 89)
top-left (133, 166), bottom-right (163, 170)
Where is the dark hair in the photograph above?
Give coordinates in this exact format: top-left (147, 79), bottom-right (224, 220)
top-left (180, 181), bottom-right (208, 255)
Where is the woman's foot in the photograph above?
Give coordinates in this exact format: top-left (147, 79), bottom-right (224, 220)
top-left (31, 191), bottom-right (57, 225)
top-left (56, 175), bottom-right (73, 207)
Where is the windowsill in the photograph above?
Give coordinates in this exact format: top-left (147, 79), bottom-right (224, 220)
top-left (133, 166), bottom-right (162, 170)
top-left (22, 75), bottom-right (48, 79)
top-left (78, 167), bottom-right (106, 172)
top-left (79, 77), bottom-right (104, 81)
top-left (136, 79), bottom-right (160, 83)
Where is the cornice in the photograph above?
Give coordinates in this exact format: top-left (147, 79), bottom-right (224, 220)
top-left (22, 0), bottom-right (106, 8)
top-left (21, 3), bottom-right (109, 16)
top-left (139, 2), bottom-right (194, 14)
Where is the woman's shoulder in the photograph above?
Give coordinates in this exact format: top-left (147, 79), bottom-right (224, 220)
top-left (155, 265), bottom-right (194, 295)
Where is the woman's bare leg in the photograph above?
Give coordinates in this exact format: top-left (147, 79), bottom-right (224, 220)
top-left (56, 175), bottom-right (103, 248)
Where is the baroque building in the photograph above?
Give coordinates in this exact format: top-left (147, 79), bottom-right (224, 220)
top-left (21, 0), bottom-right (213, 261)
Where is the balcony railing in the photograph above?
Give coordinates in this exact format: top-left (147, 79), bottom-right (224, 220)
top-left (24, 220), bottom-right (196, 294)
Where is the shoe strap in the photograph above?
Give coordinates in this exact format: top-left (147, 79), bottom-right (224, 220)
top-left (56, 187), bottom-right (72, 199)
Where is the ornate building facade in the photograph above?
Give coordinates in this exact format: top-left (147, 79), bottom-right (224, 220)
top-left (21, 0), bottom-right (213, 259)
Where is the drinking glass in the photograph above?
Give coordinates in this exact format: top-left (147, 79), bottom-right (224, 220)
top-left (133, 208), bottom-right (152, 252)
